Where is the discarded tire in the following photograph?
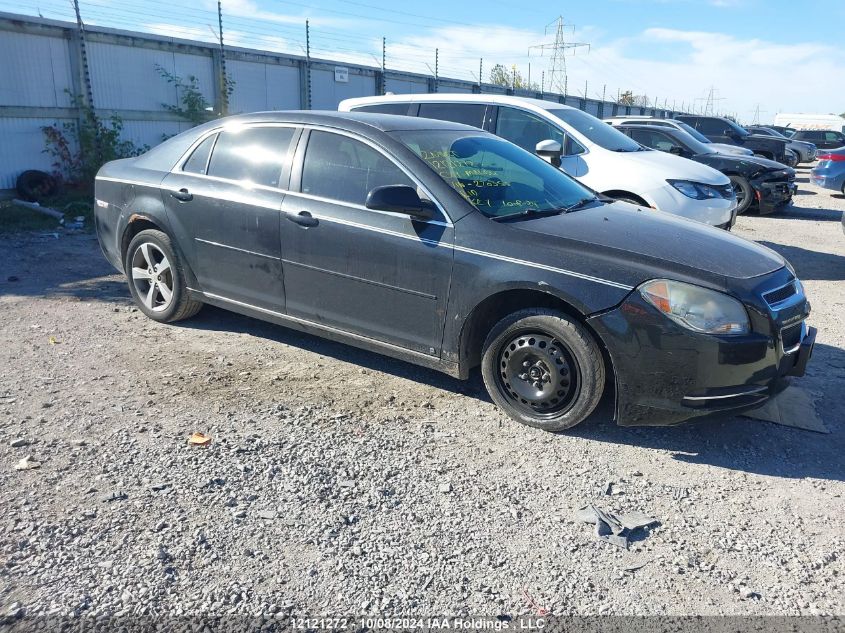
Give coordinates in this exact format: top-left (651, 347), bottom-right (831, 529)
top-left (16, 170), bottom-right (58, 202)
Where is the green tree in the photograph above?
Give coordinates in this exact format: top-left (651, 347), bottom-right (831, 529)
top-left (489, 63), bottom-right (538, 91)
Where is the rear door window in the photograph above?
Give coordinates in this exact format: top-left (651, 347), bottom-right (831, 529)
top-left (825, 132), bottom-right (844, 143)
top-left (300, 130), bottom-right (415, 207)
top-left (417, 103), bottom-right (487, 129)
top-left (495, 107), bottom-right (564, 153)
top-left (206, 126), bottom-right (295, 187)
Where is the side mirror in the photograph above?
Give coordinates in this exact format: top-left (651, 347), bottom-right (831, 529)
top-left (535, 139), bottom-right (562, 167)
top-left (723, 128), bottom-right (738, 138)
top-left (669, 146), bottom-right (684, 156)
top-left (365, 185), bottom-right (435, 221)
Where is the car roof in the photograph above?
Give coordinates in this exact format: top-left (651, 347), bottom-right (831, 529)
top-left (216, 110), bottom-right (479, 133)
top-left (341, 93), bottom-right (577, 113)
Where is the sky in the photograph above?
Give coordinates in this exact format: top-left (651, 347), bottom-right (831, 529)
top-left (3, 0), bottom-right (844, 123)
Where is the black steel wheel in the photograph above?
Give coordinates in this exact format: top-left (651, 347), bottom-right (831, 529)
top-left (729, 175), bottom-right (754, 215)
top-left (481, 309), bottom-right (606, 432)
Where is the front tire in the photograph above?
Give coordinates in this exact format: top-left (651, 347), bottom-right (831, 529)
top-left (124, 229), bottom-right (202, 323)
top-left (729, 175), bottom-right (754, 215)
top-left (481, 309), bottom-right (605, 432)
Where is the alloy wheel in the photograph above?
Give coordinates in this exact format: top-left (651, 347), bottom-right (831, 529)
top-left (495, 332), bottom-right (581, 418)
top-left (130, 242), bottom-right (174, 312)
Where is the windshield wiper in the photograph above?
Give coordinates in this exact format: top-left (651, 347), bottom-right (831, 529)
top-left (492, 198), bottom-right (597, 221)
top-left (562, 197), bottom-right (598, 212)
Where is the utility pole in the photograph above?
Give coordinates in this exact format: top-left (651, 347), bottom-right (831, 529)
top-left (512, 64), bottom-right (516, 91)
top-left (529, 16), bottom-right (589, 96)
top-left (434, 48), bottom-right (439, 92)
top-left (541, 71), bottom-right (545, 96)
top-left (71, 0), bottom-right (94, 110)
top-left (527, 63), bottom-right (531, 90)
top-left (217, 0), bottom-right (229, 115)
top-left (381, 36), bottom-right (386, 95)
top-left (305, 20), bottom-right (312, 108)
top-left (478, 58), bottom-right (483, 91)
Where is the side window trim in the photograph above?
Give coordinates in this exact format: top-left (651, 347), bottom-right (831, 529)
top-left (290, 125), bottom-right (452, 226)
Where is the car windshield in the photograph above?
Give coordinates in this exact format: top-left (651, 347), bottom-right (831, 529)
top-left (726, 119), bottom-right (751, 138)
top-left (392, 130), bottom-right (599, 219)
top-left (547, 109), bottom-right (645, 152)
top-left (675, 121), bottom-right (712, 144)
top-left (760, 127), bottom-right (788, 139)
top-left (670, 130), bottom-right (716, 155)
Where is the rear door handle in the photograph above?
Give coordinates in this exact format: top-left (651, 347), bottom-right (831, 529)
top-left (170, 188), bottom-right (193, 202)
top-left (285, 210), bottom-right (319, 227)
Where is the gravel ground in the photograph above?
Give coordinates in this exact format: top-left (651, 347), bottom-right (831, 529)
top-left (1, 167), bottom-right (844, 619)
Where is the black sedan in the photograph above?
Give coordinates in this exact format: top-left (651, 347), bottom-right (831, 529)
top-left (94, 111), bottom-right (815, 431)
top-left (618, 124), bottom-right (796, 216)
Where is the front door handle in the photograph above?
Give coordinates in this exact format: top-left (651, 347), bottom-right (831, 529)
top-left (170, 188), bottom-right (193, 202)
top-left (285, 210), bottom-right (319, 227)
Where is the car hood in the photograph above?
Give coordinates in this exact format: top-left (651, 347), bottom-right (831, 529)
top-left (510, 201), bottom-right (785, 283)
top-left (710, 142), bottom-right (753, 156)
top-left (607, 148), bottom-right (729, 185)
top-left (697, 153), bottom-right (793, 175)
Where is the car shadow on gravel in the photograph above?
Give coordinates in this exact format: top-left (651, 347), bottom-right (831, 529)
top-left (758, 241), bottom-right (845, 281)
top-left (764, 205), bottom-right (843, 222)
top-left (573, 340), bottom-right (845, 483)
top-left (176, 305), bottom-right (492, 401)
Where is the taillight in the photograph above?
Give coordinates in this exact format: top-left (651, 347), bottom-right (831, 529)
top-left (817, 153), bottom-right (845, 162)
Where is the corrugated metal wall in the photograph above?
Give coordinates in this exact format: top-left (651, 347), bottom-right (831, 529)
top-left (0, 12), bottom-right (681, 190)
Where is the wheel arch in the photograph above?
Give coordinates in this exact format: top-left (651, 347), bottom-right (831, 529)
top-left (120, 214), bottom-right (199, 290)
top-left (457, 286), bottom-right (615, 382)
top-left (600, 190), bottom-right (650, 206)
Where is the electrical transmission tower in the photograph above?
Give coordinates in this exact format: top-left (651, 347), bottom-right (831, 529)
top-left (529, 16), bottom-right (589, 95)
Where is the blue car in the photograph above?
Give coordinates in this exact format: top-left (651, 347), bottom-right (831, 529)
top-left (811, 148), bottom-right (845, 196)
top-left (810, 148), bottom-right (845, 234)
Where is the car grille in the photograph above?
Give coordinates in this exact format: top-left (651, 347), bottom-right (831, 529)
top-left (763, 281), bottom-right (797, 306)
top-left (781, 322), bottom-right (803, 352)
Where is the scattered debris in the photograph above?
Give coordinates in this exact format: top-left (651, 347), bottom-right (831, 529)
top-left (521, 588), bottom-right (550, 616)
top-left (100, 491), bottom-right (128, 503)
top-left (623, 560), bottom-right (651, 573)
top-left (575, 504), bottom-right (658, 549)
top-left (258, 510), bottom-right (277, 520)
top-left (11, 198), bottom-right (65, 221)
top-left (438, 482), bottom-right (452, 493)
top-left (744, 386), bottom-right (829, 433)
top-left (10, 438), bottom-right (30, 448)
top-left (48, 336), bottom-right (59, 345)
top-left (14, 455), bottom-right (41, 471)
top-left (187, 432), bottom-right (212, 446)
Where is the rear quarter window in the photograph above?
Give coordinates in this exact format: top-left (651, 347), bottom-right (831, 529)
top-left (417, 103), bottom-right (487, 129)
top-left (182, 134), bottom-right (217, 174)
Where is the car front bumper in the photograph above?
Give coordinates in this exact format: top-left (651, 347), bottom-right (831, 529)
top-left (753, 176), bottom-right (796, 214)
top-left (645, 185), bottom-right (736, 227)
top-left (587, 287), bottom-right (814, 427)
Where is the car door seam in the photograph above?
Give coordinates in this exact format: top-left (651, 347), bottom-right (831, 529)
top-left (280, 259), bottom-right (437, 300)
top-left (195, 238), bottom-right (281, 260)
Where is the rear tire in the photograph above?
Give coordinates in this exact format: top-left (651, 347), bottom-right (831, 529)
top-left (480, 309), bottom-right (605, 432)
top-left (729, 175), bottom-right (754, 215)
top-left (124, 229), bottom-right (202, 323)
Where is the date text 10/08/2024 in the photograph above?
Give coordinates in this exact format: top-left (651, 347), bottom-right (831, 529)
top-left (292, 616), bottom-right (548, 630)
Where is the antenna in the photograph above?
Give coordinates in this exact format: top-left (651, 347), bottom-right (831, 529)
top-left (529, 16), bottom-right (589, 95)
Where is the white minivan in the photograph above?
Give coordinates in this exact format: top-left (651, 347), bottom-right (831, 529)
top-left (339, 94), bottom-right (737, 228)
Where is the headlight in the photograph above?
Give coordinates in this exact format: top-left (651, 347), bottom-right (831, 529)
top-left (639, 279), bottom-right (750, 335)
top-left (667, 179), bottom-right (727, 200)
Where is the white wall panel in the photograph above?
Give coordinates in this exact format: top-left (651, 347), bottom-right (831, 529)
top-left (0, 31), bottom-right (72, 107)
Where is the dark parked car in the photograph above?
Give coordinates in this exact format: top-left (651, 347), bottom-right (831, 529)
top-left (676, 115), bottom-right (789, 164)
top-left (791, 129), bottom-right (845, 151)
top-left (617, 124), bottom-right (796, 215)
top-left (746, 126), bottom-right (817, 164)
top-left (770, 125), bottom-right (796, 138)
top-left (94, 111), bottom-right (815, 431)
